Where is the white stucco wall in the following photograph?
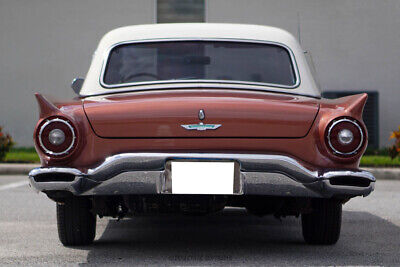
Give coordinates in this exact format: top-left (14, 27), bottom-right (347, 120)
top-left (1, 0), bottom-right (399, 148)
top-left (0, 0), bottom-right (155, 146)
top-left (207, 0), bottom-right (400, 147)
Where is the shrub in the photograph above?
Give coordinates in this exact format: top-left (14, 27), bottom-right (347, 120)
top-left (389, 126), bottom-right (400, 159)
top-left (364, 147), bottom-right (390, 156)
top-left (0, 126), bottom-right (14, 161)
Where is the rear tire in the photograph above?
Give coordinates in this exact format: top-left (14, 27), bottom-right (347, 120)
top-left (56, 197), bottom-right (96, 246)
top-left (301, 199), bottom-right (342, 245)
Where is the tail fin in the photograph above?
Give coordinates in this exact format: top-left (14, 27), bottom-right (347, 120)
top-left (343, 93), bottom-right (368, 117)
top-left (323, 93), bottom-right (368, 120)
top-left (35, 93), bottom-right (59, 118)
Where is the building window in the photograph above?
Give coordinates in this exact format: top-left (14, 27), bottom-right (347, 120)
top-left (157, 0), bottom-right (205, 23)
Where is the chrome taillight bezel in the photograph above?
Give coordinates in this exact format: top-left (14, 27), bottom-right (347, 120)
top-left (38, 117), bottom-right (77, 156)
top-left (326, 117), bottom-right (364, 156)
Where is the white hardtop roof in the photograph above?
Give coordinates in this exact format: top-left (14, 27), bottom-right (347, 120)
top-left (99, 23), bottom-right (299, 50)
top-left (80, 23), bottom-right (320, 98)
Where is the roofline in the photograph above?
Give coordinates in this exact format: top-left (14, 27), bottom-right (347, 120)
top-left (80, 23), bottom-right (321, 97)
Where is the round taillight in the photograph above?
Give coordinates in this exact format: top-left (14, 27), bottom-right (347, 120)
top-left (37, 117), bottom-right (77, 156)
top-left (326, 118), bottom-right (364, 156)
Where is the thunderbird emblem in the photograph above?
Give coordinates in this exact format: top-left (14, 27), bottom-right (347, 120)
top-left (181, 122), bottom-right (221, 131)
top-left (182, 109), bottom-right (221, 131)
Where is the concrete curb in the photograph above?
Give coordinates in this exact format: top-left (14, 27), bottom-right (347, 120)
top-left (362, 167), bottom-right (400, 180)
top-left (0, 163), bottom-right (399, 180)
top-left (0, 164), bottom-right (40, 175)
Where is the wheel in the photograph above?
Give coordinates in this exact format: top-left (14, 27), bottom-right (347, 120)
top-left (56, 197), bottom-right (96, 246)
top-left (301, 199), bottom-right (342, 245)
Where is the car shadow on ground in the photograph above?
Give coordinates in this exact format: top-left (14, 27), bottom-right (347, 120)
top-left (79, 209), bottom-right (400, 265)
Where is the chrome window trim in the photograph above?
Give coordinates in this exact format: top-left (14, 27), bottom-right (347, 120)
top-left (99, 38), bottom-right (301, 90)
top-left (327, 118), bottom-right (364, 156)
top-left (38, 118), bottom-right (76, 156)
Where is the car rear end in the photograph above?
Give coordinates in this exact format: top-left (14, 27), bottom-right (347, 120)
top-left (28, 88), bottom-right (375, 246)
top-left (28, 24), bottom-right (375, 246)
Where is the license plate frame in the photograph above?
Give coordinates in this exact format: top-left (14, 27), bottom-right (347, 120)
top-left (163, 160), bottom-right (241, 195)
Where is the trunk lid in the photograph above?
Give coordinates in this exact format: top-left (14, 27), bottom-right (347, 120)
top-left (83, 89), bottom-right (319, 138)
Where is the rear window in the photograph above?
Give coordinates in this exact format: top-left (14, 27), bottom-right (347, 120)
top-left (103, 41), bottom-right (297, 87)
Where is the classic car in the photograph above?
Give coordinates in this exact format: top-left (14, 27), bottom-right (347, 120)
top-left (28, 23), bottom-right (375, 246)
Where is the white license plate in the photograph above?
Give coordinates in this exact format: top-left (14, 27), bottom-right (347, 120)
top-left (171, 161), bottom-right (235, 194)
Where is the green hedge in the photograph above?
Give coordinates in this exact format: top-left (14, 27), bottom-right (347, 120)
top-left (360, 155), bottom-right (400, 167)
top-left (4, 147), bottom-right (40, 163)
top-left (1, 147), bottom-right (400, 166)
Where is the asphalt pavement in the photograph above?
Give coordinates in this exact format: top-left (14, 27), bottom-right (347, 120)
top-left (0, 175), bottom-right (399, 266)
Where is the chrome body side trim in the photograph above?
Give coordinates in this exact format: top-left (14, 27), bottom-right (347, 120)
top-left (99, 38), bottom-right (301, 90)
top-left (28, 153), bottom-right (375, 198)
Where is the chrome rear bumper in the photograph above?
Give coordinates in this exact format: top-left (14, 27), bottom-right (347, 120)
top-left (28, 153), bottom-right (375, 198)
